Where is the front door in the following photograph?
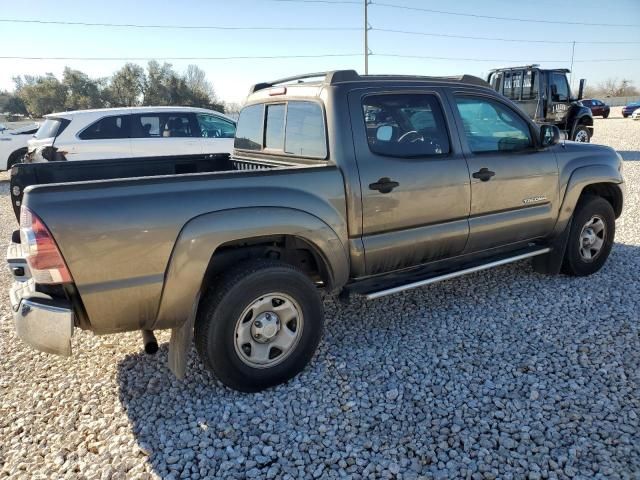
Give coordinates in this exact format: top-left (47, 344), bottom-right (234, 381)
top-left (194, 113), bottom-right (236, 154)
top-left (449, 92), bottom-right (560, 253)
top-left (546, 72), bottom-right (571, 125)
top-left (349, 89), bottom-right (471, 276)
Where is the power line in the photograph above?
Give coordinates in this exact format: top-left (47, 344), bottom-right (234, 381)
top-left (0, 18), bottom-right (360, 31)
top-left (374, 53), bottom-right (640, 63)
top-left (270, 0), bottom-right (360, 4)
top-left (3, 53), bottom-right (636, 63)
top-left (372, 2), bottom-right (640, 28)
top-left (373, 28), bottom-right (640, 45)
top-left (0, 54), bottom-right (362, 61)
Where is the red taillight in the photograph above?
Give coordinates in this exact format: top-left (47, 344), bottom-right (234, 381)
top-left (20, 207), bottom-right (72, 284)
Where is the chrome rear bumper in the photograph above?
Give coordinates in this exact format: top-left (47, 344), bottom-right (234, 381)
top-left (7, 240), bottom-right (74, 356)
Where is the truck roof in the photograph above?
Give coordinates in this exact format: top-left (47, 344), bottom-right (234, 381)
top-left (488, 65), bottom-right (571, 74)
top-left (249, 70), bottom-right (490, 95)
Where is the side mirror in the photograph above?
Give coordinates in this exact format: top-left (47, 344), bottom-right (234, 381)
top-left (376, 125), bottom-right (393, 142)
top-left (540, 124), bottom-right (560, 147)
top-left (578, 79), bottom-right (586, 100)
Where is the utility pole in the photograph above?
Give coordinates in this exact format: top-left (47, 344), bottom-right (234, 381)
top-left (569, 41), bottom-right (576, 89)
top-left (364, 0), bottom-right (369, 74)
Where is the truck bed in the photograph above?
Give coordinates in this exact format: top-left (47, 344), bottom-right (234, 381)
top-left (9, 153), bottom-right (301, 220)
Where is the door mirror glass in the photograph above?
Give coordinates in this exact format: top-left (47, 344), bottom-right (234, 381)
top-left (376, 125), bottom-right (393, 142)
top-left (540, 125), bottom-right (560, 147)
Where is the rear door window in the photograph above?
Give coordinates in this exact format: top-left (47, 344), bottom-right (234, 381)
top-left (130, 113), bottom-right (198, 138)
top-left (79, 116), bottom-right (129, 140)
top-left (362, 93), bottom-right (450, 157)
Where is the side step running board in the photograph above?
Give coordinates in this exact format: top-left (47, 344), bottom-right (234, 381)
top-left (364, 248), bottom-right (551, 300)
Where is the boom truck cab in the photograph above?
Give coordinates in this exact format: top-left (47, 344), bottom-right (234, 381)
top-left (487, 65), bottom-right (593, 142)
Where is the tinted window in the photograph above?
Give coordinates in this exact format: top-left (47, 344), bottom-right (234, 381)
top-left (234, 104), bottom-right (263, 151)
top-left (196, 114), bottom-right (235, 138)
top-left (79, 116), bottom-right (129, 140)
top-left (510, 71), bottom-right (522, 100)
top-left (522, 70), bottom-right (538, 100)
top-left (551, 73), bottom-right (570, 102)
top-left (362, 94), bottom-right (450, 157)
top-left (134, 115), bottom-right (161, 137)
top-left (455, 96), bottom-right (532, 153)
top-left (503, 72), bottom-right (512, 98)
top-left (285, 102), bottom-right (326, 158)
top-left (34, 118), bottom-right (65, 139)
top-left (265, 104), bottom-right (286, 149)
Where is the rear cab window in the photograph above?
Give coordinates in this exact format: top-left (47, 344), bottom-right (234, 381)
top-left (362, 93), bottom-right (450, 157)
top-left (234, 101), bottom-right (327, 159)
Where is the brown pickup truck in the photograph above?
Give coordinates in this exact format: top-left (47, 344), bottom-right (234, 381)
top-left (7, 70), bottom-right (625, 391)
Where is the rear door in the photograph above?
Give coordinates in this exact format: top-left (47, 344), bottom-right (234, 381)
top-left (129, 112), bottom-right (202, 157)
top-left (71, 114), bottom-right (132, 160)
top-left (194, 113), bottom-right (235, 154)
top-left (449, 91), bottom-right (559, 253)
top-left (349, 88), bottom-right (471, 275)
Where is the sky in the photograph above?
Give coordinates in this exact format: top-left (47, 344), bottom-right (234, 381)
top-left (0, 0), bottom-right (639, 104)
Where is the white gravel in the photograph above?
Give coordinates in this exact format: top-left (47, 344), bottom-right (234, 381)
top-left (1, 108), bottom-right (639, 479)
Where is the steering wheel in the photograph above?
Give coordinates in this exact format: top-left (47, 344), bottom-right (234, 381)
top-left (397, 130), bottom-right (424, 143)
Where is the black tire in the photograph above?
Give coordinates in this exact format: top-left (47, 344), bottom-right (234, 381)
top-left (561, 195), bottom-right (615, 277)
top-left (603, 112), bottom-right (609, 119)
top-left (195, 259), bottom-right (324, 392)
top-left (572, 125), bottom-right (591, 143)
top-left (623, 114), bottom-right (629, 118)
top-left (6, 148), bottom-right (26, 170)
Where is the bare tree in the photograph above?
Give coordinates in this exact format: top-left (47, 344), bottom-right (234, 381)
top-left (596, 78), bottom-right (638, 97)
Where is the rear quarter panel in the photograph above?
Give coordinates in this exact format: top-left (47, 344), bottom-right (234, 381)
top-left (23, 166), bottom-right (348, 333)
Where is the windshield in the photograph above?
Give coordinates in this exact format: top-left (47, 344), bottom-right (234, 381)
top-left (34, 118), bottom-right (64, 139)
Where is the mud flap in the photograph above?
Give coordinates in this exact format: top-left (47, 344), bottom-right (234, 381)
top-left (532, 220), bottom-right (572, 275)
top-left (168, 293), bottom-right (200, 379)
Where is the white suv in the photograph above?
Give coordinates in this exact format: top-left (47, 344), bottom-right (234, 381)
top-left (27, 106), bottom-right (236, 162)
top-left (0, 123), bottom-right (39, 170)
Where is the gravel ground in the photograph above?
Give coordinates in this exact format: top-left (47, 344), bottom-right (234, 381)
top-left (1, 108), bottom-right (639, 479)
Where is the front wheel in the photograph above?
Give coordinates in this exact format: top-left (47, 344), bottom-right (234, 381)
top-left (562, 196), bottom-right (615, 276)
top-left (195, 259), bottom-right (324, 392)
top-left (572, 125), bottom-right (591, 143)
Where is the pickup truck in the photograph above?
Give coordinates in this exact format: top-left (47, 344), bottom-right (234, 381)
top-left (7, 70), bottom-right (625, 392)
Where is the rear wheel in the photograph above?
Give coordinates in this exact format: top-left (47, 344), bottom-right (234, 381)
top-left (562, 195), bottom-right (615, 276)
top-left (195, 259), bottom-right (324, 392)
top-left (572, 125), bottom-right (590, 143)
top-left (603, 111), bottom-right (609, 119)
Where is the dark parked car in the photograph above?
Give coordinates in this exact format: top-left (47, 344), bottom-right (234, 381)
top-left (622, 102), bottom-right (640, 118)
top-left (581, 99), bottom-right (610, 118)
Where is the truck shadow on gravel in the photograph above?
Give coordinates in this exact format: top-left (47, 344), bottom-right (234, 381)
top-left (619, 151), bottom-right (640, 161)
top-left (117, 242), bottom-right (640, 479)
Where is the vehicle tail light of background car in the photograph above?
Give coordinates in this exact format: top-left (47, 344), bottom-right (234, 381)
top-left (20, 207), bottom-right (72, 284)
